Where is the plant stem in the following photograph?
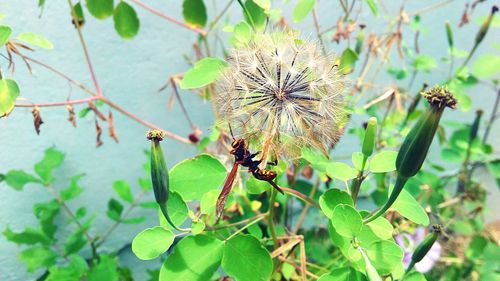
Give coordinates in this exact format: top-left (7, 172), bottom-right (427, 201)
top-left (363, 175), bottom-right (408, 224)
top-left (280, 187), bottom-right (319, 208)
top-left (482, 87), bottom-right (500, 142)
top-left (96, 190), bottom-right (147, 247)
top-left (350, 157), bottom-right (367, 204)
top-left (268, 188), bottom-right (279, 248)
top-left (293, 178), bottom-right (319, 234)
top-left (67, 0), bottom-right (103, 97)
top-left (46, 184), bottom-right (98, 261)
top-left (225, 213), bottom-right (267, 241)
top-left (236, 0), bottom-right (255, 30)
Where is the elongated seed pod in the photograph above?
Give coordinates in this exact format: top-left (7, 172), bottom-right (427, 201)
top-left (362, 117), bottom-right (377, 158)
top-left (147, 130), bottom-right (186, 232)
top-left (396, 86), bottom-right (456, 178)
top-left (406, 225), bottom-right (442, 273)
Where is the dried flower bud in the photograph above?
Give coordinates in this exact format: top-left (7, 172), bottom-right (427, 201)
top-left (32, 107), bottom-right (43, 135)
top-left (406, 225), bottom-right (442, 273)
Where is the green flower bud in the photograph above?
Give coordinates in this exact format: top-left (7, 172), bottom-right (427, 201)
top-left (147, 130), bottom-right (169, 205)
top-left (475, 6), bottom-right (498, 46)
top-left (470, 109), bottom-right (483, 141)
top-left (147, 130), bottom-right (188, 232)
top-left (355, 24), bottom-right (366, 55)
top-left (406, 225), bottom-right (442, 273)
top-left (364, 86), bottom-right (456, 224)
top-left (362, 117), bottom-right (377, 158)
top-left (445, 21), bottom-right (453, 48)
top-left (396, 86), bottom-right (456, 178)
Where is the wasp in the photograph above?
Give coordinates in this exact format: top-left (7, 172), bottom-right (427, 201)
top-left (215, 136), bottom-right (284, 222)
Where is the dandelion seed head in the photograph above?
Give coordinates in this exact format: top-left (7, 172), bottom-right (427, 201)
top-left (215, 31), bottom-right (348, 157)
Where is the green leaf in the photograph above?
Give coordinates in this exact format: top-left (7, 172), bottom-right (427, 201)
top-left (46, 255), bottom-right (88, 281)
top-left (19, 246), bottom-right (57, 272)
top-left (0, 78), bottom-right (20, 117)
top-left (180, 58), bottom-right (227, 89)
top-left (244, 0), bottom-right (267, 30)
top-left (86, 0), bottom-right (114, 19)
top-left (0, 25), bottom-right (12, 46)
top-left (106, 198), bottom-right (124, 222)
top-left (326, 162), bottom-right (358, 181)
top-left (222, 234), bottom-right (273, 281)
top-left (331, 204), bottom-right (363, 238)
top-left (292, 0), bottom-right (316, 23)
top-left (352, 152), bottom-right (366, 171)
top-left (440, 147), bottom-right (463, 163)
top-left (233, 20), bottom-right (253, 46)
top-left (365, 0), bottom-right (378, 16)
top-left (112, 180), bottom-right (134, 203)
top-left (365, 240), bottom-right (404, 275)
top-left (17, 32), bottom-right (53, 49)
top-left (64, 229), bottom-right (87, 255)
top-left (4, 170), bottom-right (41, 190)
top-left (366, 217), bottom-right (393, 240)
top-left (340, 48), bottom-right (359, 74)
top-left (34, 200), bottom-right (60, 238)
top-left (34, 147), bottom-right (65, 183)
top-left (170, 154), bottom-right (227, 200)
top-left (253, 0), bottom-right (271, 11)
top-left (60, 174), bottom-right (85, 201)
top-left (3, 227), bottom-right (51, 245)
top-left (113, 2), bottom-right (139, 39)
top-left (73, 3), bottom-right (85, 23)
top-left (403, 272), bottom-right (427, 281)
top-left (182, 0), bottom-right (207, 28)
top-left (88, 254), bottom-right (118, 281)
top-left (132, 226), bottom-right (175, 260)
top-left (369, 151), bottom-right (398, 173)
top-left (318, 267), bottom-right (367, 281)
top-left (319, 189), bottom-right (353, 218)
top-left (412, 55), bottom-right (437, 72)
top-left (158, 191), bottom-right (188, 230)
top-left (191, 220), bottom-right (206, 234)
top-left (246, 176), bottom-right (271, 194)
top-left (390, 186), bottom-right (429, 225)
top-left (486, 160), bottom-right (500, 178)
top-left (160, 235), bottom-right (223, 281)
top-left (472, 54), bottom-right (500, 78)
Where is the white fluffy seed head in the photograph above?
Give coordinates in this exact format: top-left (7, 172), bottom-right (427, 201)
top-left (215, 31), bottom-right (348, 157)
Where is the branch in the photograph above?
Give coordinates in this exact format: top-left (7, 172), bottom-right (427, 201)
top-left (129, 0), bottom-right (207, 36)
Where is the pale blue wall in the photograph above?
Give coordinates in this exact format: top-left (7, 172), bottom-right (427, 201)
top-left (0, 1), bottom-right (499, 280)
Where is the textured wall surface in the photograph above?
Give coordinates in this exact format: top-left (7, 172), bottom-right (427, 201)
top-left (0, 1), bottom-right (498, 280)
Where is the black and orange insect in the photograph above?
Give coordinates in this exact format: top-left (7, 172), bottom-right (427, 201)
top-left (215, 134), bottom-right (284, 223)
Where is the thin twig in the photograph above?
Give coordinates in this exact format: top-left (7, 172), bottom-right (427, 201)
top-left (67, 0), bottom-right (103, 97)
top-left (96, 190), bottom-right (148, 247)
top-left (129, 0), bottom-right (207, 36)
top-left (15, 97), bottom-right (99, 108)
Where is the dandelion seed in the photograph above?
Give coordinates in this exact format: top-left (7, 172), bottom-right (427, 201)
top-left (215, 31), bottom-right (348, 158)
